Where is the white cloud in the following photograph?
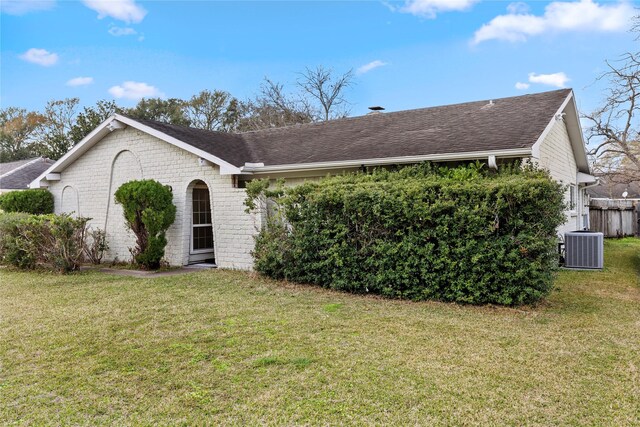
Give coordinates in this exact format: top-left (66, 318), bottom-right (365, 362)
top-left (528, 72), bottom-right (570, 88)
top-left (400, 0), bottom-right (478, 18)
top-left (506, 2), bottom-right (530, 15)
top-left (356, 60), bottom-right (388, 75)
top-left (473, 0), bottom-right (634, 44)
top-left (82, 0), bottom-right (146, 23)
top-left (108, 81), bottom-right (164, 100)
top-left (66, 77), bottom-right (94, 87)
top-left (0, 0), bottom-right (55, 15)
top-left (515, 82), bottom-right (530, 90)
top-left (108, 26), bottom-right (137, 36)
top-left (19, 48), bottom-right (58, 66)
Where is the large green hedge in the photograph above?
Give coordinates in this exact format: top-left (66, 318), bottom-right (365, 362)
top-left (247, 163), bottom-right (566, 306)
top-left (0, 189), bottom-right (54, 214)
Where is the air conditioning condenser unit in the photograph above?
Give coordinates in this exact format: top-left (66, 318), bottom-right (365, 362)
top-left (564, 231), bottom-right (604, 269)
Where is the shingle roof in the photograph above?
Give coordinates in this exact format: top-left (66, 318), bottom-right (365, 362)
top-left (1, 157), bottom-right (55, 189)
top-left (241, 89), bottom-right (571, 166)
top-left (0, 158), bottom-right (35, 175)
top-left (128, 117), bottom-right (253, 167)
top-left (127, 89), bottom-right (572, 168)
top-left (587, 177), bottom-right (640, 199)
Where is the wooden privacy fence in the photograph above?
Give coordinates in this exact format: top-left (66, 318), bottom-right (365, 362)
top-left (589, 199), bottom-right (639, 237)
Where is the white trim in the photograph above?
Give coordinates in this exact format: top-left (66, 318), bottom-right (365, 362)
top-left (240, 148), bottom-right (532, 174)
top-left (113, 115), bottom-right (242, 175)
top-left (565, 93), bottom-right (591, 173)
top-left (531, 92), bottom-right (573, 160)
top-left (530, 90), bottom-right (590, 174)
top-left (29, 118), bottom-right (119, 188)
top-left (577, 172), bottom-right (597, 184)
top-left (46, 173), bottom-right (61, 181)
top-left (29, 114), bottom-right (243, 189)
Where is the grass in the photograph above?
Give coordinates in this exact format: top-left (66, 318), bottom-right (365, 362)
top-left (1, 239), bottom-right (639, 426)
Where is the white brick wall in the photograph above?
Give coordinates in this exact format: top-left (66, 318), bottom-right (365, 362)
top-left (535, 119), bottom-right (580, 236)
top-left (48, 127), bottom-right (260, 270)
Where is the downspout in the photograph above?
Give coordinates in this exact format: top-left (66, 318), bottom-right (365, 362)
top-left (579, 178), bottom-right (600, 230)
top-left (488, 155), bottom-right (498, 170)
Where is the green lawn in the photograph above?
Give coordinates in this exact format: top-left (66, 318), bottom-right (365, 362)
top-left (1, 239), bottom-right (639, 426)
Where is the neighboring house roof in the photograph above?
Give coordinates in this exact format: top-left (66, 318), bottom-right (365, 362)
top-left (587, 177), bottom-right (640, 199)
top-left (31, 89), bottom-right (589, 187)
top-left (1, 157), bottom-right (54, 190)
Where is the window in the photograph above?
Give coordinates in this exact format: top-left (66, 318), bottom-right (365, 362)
top-left (192, 187), bottom-right (213, 251)
top-left (569, 184), bottom-right (577, 211)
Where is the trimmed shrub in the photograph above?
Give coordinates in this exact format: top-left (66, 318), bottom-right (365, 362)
top-left (247, 163), bottom-right (566, 306)
top-left (0, 189), bottom-right (54, 214)
top-left (0, 212), bottom-right (90, 272)
top-left (114, 179), bottom-right (176, 270)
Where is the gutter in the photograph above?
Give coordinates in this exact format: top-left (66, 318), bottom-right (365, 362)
top-left (240, 148), bottom-right (532, 174)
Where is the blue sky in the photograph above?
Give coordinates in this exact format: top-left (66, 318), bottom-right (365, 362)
top-left (1, 0), bottom-right (638, 118)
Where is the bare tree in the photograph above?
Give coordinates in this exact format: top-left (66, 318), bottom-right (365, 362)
top-left (297, 66), bottom-right (354, 121)
top-left (585, 51), bottom-right (640, 182)
top-left (237, 78), bottom-right (315, 131)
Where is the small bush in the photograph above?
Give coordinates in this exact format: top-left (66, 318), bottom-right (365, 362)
top-left (84, 228), bottom-right (109, 265)
top-left (0, 212), bottom-right (90, 272)
top-left (0, 189), bottom-right (54, 214)
top-left (114, 179), bottom-right (176, 270)
top-left (247, 163), bottom-right (566, 306)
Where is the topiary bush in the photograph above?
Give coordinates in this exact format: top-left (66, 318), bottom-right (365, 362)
top-left (246, 162), bottom-right (566, 306)
top-left (0, 189), bottom-right (54, 214)
top-left (114, 179), bottom-right (176, 270)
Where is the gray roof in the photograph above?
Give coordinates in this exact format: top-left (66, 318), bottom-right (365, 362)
top-left (587, 177), bottom-right (640, 199)
top-left (129, 89), bottom-right (572, 168)
top-left (1, 157), bottom-right (54, 189)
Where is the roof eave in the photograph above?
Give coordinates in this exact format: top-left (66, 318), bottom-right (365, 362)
top-left (241, 148), bottom-right (532, 174)
top-left (530, 90), bottom-right (590, 174)
top-left (29, 114), bottom-right (244, 189)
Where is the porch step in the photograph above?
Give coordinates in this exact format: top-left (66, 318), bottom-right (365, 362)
top-left (185, 263), bottom-right (217, 269)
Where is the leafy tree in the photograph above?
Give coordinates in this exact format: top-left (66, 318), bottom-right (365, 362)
top-left (0, 107), bottom-right (45, 161)
top-left (33, 98), bottom-right (79, 160)
top-left (184, 89), bottom-right (240, 132)
top-left (125, 98), bottom-right (190, 126)
top-left (114, 179), bottom-right (176, 270)
top-left (70, 100), bottom-right (120, 144)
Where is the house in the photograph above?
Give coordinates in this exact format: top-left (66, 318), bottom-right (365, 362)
top-left (30, 88), bottom-right (595, 269)
top-left (586, 176), bottom-right (640, 200)
top-left (586, 176), bottom-right (639, 237)
top-left (1, 157), bottom-right (54, 194)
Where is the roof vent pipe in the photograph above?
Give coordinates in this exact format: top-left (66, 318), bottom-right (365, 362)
top-left (368, 106), bottom-right (385, 115)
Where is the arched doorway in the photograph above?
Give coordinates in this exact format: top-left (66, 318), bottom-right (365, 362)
top-left (188, 180), bottom-right (215, 264)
